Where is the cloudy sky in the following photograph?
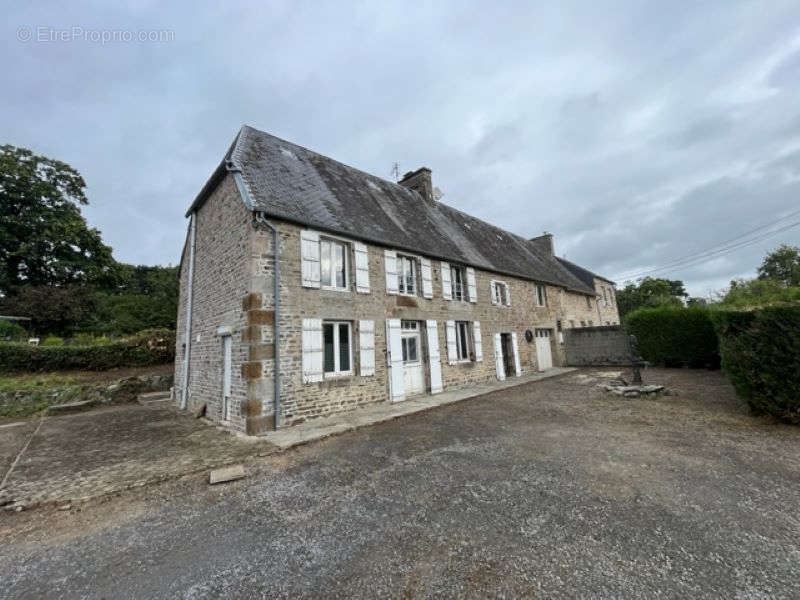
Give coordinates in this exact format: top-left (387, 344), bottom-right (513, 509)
top-left (4, 1), bottom-right (800, 297)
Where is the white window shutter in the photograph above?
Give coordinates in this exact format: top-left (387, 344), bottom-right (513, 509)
top-left (354, 242), bottom-right (370, 293)
top-left (441, 261), bottom-right (452, 300)
top-left (385, 319), bottom-right (405, 401)
top-left (506, 284), bottom-right (511, 307)
top-left (425, 320), bottom-right (443, 393)
top-left (511, 332), bottom-right (522, 376)
top-left (420, 257), bottom-right (433, 299)
top-left (300, 230), bottom-right (321, 288)
top-left (359, 320), bottom-right (375, 376)
top-left (493, 333), bottom-right (505, 381)
top-left (445, 320), bottom-right (457, 364)
top-left (472, 321), bottom-right (483, 361)
top-left (490, 281), bottom-right (498, 305)
top-left (301, 318), bottom-right (323, 383)
top-left (466, 267), bottom-right (477, 303)
top-left (384, 249), bottom-right (398, 295)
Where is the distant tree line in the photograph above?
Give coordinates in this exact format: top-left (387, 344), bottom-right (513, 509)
top-left (616, 244), bottom-right (800, 318)
top-left (0, 144), bottom-right (178, 337)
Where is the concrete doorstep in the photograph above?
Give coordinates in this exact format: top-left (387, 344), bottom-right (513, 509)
top-left (261, 367), bottom-right (576, 450)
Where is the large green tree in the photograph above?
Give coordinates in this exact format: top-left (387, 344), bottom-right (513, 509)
top-left (617, 277), bottom-right (686, 318)
top-left (0, 145), bottom-right (115, 295)
top-left (757, 244), bottom-right (800, 287)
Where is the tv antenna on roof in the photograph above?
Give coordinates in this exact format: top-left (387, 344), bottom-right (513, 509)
top-left (391, 162), bottom-right (400, 182)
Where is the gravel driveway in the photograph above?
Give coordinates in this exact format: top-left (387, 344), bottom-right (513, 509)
top-left (2, 368), bottom-right (799, 598)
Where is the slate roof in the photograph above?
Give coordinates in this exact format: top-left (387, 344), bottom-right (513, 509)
top-left (556, 256), bottom-right (616, 288)
top-left (189, 125), bottom-right (599, 295)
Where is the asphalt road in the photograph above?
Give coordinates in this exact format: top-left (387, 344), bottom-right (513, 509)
top-left (2, 369), bottom-right (799, 599)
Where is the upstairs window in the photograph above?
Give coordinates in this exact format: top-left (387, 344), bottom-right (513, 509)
top-left (585, 296), bottom-right (592, 309)
top-left (536, 284), bottom-right (547, 307)
top-left (320, 238), bottom-right (348, 290)
top-left (398, 255), bottom-right (417, 295)
top-left (491, 281), bottom-right (511, 306)
top-left (323, 321), bottom-right (352, 375)
top-left (451, 266), bottom-right (466, 301)
top-left (602, 286), bottom-right (609, 306)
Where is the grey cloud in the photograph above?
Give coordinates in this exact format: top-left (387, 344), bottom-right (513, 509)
top-left (2, 1), bottom-right (800, 296)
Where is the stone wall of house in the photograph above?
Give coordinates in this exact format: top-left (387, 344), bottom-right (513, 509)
top-left (564, 326), bottom-right (631, 366)
top-left (253, 222), bottom-right (603, 428)
top-left (593, 278), bottom-right (620, 325)
top-left (175, 182), bottom-right (614, 435)
top-left (173, 175), bottom-right (252, 431)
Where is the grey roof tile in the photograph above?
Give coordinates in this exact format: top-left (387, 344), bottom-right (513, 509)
top-left (195, 125), bottom-right (598, 295)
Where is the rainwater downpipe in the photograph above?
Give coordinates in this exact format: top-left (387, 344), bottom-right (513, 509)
top-left (180, 212), bottom-right (196, 410)
top-left (227, 163), bottom-right (281, 430)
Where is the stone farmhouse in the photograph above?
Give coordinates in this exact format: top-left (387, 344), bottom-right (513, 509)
top-left (174, 125), bottom-right (620, 435)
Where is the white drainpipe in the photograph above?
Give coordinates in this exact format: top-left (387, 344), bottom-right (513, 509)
top-left (180, 212), bottom-right (197, 409)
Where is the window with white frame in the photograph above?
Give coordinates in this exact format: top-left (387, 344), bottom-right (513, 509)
top-left (585, 296), bottom-right (592, 309)
top-left (536, 284), bottom-right (547, 307)
top-left (455, 320), bottom-right (471, 361)
top-left (397, 254), bottom-right (417, 295)
top-left (322, 321), bottom-right (352, 375)
top-left (492, 281), bottom-right (510, 306)
top-left (320, 238), bottom-right (348, 290)
top-left (451, 265), bottom-right (466, 301)
top-left (401, 321), bottom-right (419, 362)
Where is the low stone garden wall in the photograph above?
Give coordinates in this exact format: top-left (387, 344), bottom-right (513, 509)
top-left (564, 326), bottom-right (632, 366)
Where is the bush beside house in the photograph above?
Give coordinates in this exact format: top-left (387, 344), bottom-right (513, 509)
top-left (625, 306), bottom-right (719, 368)
top-left (711, 305), bottom-right (800, 424)
top-left (0, 329), bottom-right (175, 373)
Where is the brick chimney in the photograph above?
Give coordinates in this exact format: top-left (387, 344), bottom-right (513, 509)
top-left (398, 167), bottom-right (433, 203)
top-left (529, 232), bottom-right (554, 255)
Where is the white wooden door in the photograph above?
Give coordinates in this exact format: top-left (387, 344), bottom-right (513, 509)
top-left (401, 321), bottom-right (424, 396)
top-left (386, 319), bottom-right (405, 402)
top-left (493, 333), bottom-right (506, 381)
top-left (222, 335), bottom-right (232, 421)
top-left (535, 329), bottom-right (553, 371)
top-left (425, 320), bottom-right (443, 393)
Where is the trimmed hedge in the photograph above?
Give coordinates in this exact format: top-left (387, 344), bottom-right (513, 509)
top-left (711, 305), bottom-right (800, 423)
top-left (0, 329), bottom-right (175, 373)
top-left (625, 306), bottom-right (719, 368)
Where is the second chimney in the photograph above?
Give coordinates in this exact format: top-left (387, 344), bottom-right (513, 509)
top-left (398, 167), bottom-right (433, 203)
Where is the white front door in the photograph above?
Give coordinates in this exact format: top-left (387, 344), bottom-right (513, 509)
top-left (401, 321), bottom-right (424, 396)
top-left (222, 335), bottom-right (232, 420)
top-left (535, 329), bottom-right (553, 371)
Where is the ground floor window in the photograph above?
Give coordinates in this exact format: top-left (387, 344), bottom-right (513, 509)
top-left (455, 320), bottom-right (470, 361)
top-left (323, 321), bottom-right (352, 375)
top-left (401, 320), bottom-right (420, 362)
